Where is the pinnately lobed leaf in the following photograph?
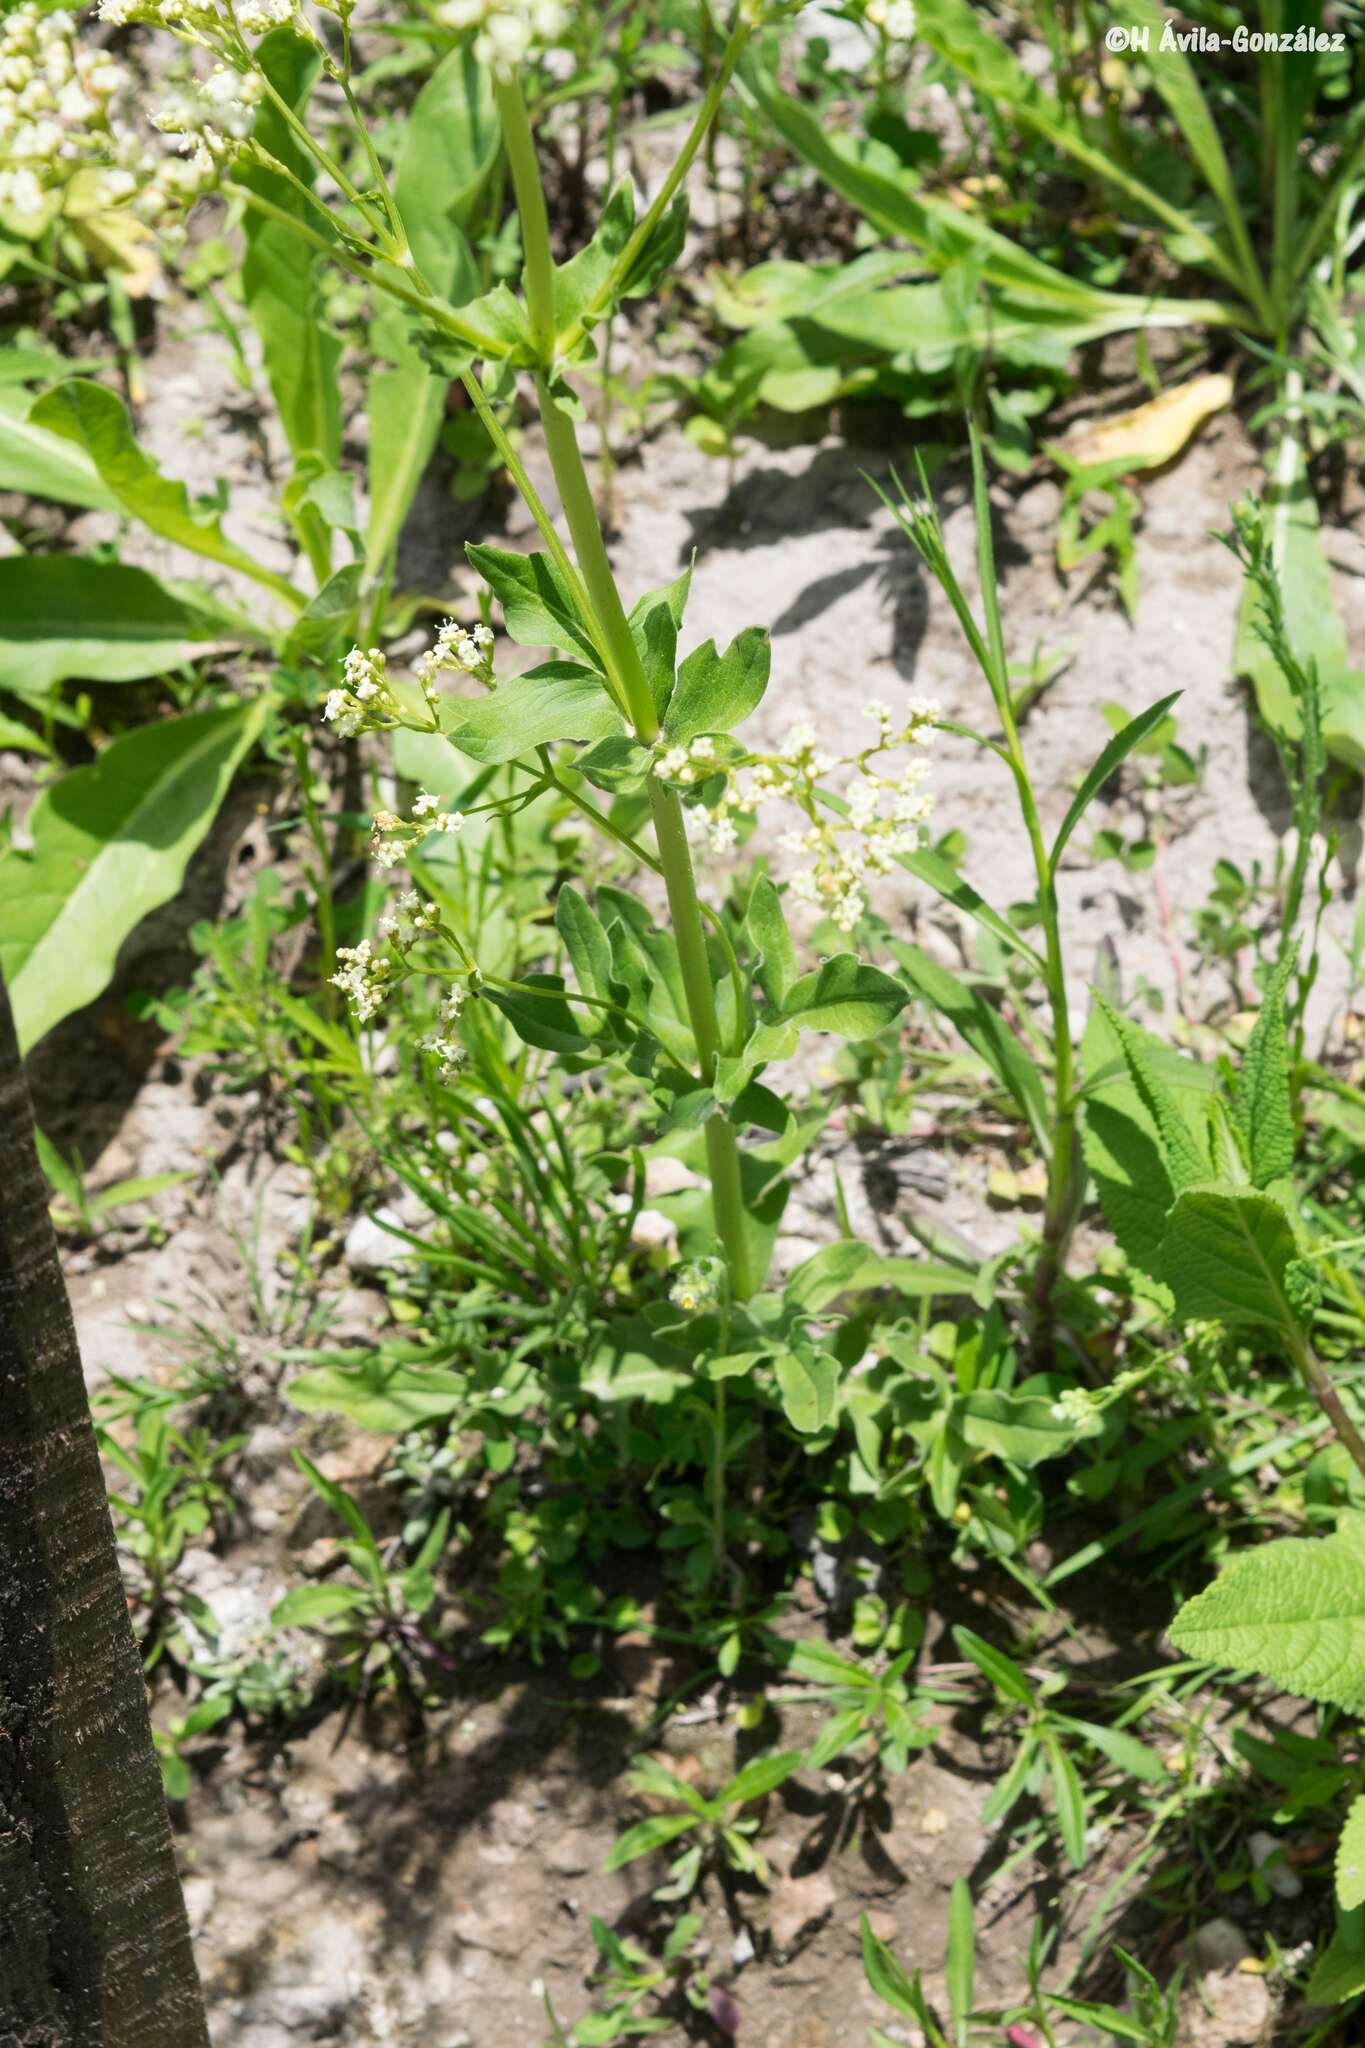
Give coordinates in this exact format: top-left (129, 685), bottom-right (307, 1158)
top-left (1232, 943), bottom-right (1297, 1188)
top-left (1169, 1520), bottom-right (1365, 1713)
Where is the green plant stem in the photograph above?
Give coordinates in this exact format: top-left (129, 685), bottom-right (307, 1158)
top-left (493, 71), bottom-right (754, 1300)
top-left (1286, 1326), bottom-right (1365, 1481)
top-left (554, 16), bottom-right (752, 361)
top-left (492, 77), bottom-right (558, 358)
top-left (968, 424), bottom-right (1079, 1330)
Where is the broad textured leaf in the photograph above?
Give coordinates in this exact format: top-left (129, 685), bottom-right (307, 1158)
top-left (445, 662), bottom-right (624, 763)
top-left (1170, 1522), bottom-right (1365, 1712)
top-left (466, 543), bottom-right (602, 666)
top-left (1338, 1795), bottom-right (1365, 1911)
top-left (1049, 692), bottom-right (1181, 875)
top-left (1094, 992), bottom-right (1209, 1195)
top-left (32, 380), bottom-right (288, 593)
top-left (1160, 1183), bottom-right (1299, 1329)
top-left (0, 384), bottom-right (117, 509)
top-left (0, 702), bottom-right (264, 1050)
top-left (366, 46), bottom-right (496, 575)
top-left (665, 627), bottom-right (770, 745)
top-left (1080, 999), bottom-right (1215, 1292)
top-left (240, 31), bottom-right (341, 474)
top-left (1233, 947), bottom-right (1296, 1188)
top-left (0, 557), bottom-right (248, 697)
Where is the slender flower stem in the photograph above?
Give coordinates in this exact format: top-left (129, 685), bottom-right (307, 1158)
top-left (967, 423), bottom-right (1079, 1332)
top-left (493, 70), bottom-right (755, 1299)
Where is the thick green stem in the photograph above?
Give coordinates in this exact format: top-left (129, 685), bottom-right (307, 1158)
top-left (1287, 1328), bottom-right (1365, 1481)
top-left (493, 77), bottom-right (558, 360)
top-left (496, 71), bottom-right (755, 1300)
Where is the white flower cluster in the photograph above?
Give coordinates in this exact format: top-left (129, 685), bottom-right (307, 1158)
top-left (98, 0), bottom-right (293, 43)
top-left (693, 696), bottom-right (940, 933)
top-left (864, 0), bottom-right (916, 39)
top-left (434, 0), bottom-right (569, 72)
top-left (652, 735), bottom-right (716, 786)
top-left (412, 618), bottom-right (493, 721)
top-left (375, 888), bottom-right (444, 941)
top-left (369, 792), bottom-right (465, 872)
top-left (149, 63), bottom-right (263, 191)
top-left (418, 987), bottom-right (469, 1079)
top-left (330, 939), bottom-right (393, 1023)
top-left (0, 5), bottom-right (241, 231)
top-left (322, 648), bottom-right (402, 740)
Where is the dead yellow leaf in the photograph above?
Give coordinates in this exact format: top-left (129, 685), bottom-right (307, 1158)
top-left (1059, 372), bottom-right (1234, 474)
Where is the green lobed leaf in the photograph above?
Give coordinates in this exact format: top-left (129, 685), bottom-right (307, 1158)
top-left (0, 702), bottom-right (265, 1052)
top-left (465, 543), bottom-right (603, 667)
top-left (0, 557), bottom-right (251, 698)
top-left (1093, 992), bottom-right (1210, 1196)
top-left (445, 661), bottom-right (625, 764)
top-left (1170, 1520), bottom-right (1365, 1712)
top-left (664, 627), bottom-right (770, 745)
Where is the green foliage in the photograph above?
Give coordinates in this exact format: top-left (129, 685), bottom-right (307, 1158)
top-left (0, 701), bottom-right (265, 1051)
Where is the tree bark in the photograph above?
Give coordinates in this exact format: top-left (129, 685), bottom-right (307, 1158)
top-left (0, 969), bottom-right (209, 2047)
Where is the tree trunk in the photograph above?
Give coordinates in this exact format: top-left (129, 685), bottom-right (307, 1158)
top-left (0, 970), bottom-right (209, 2047)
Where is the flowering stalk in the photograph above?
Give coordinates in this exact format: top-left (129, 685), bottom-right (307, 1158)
top-left (494, 67), bottom-right (756, 1299)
